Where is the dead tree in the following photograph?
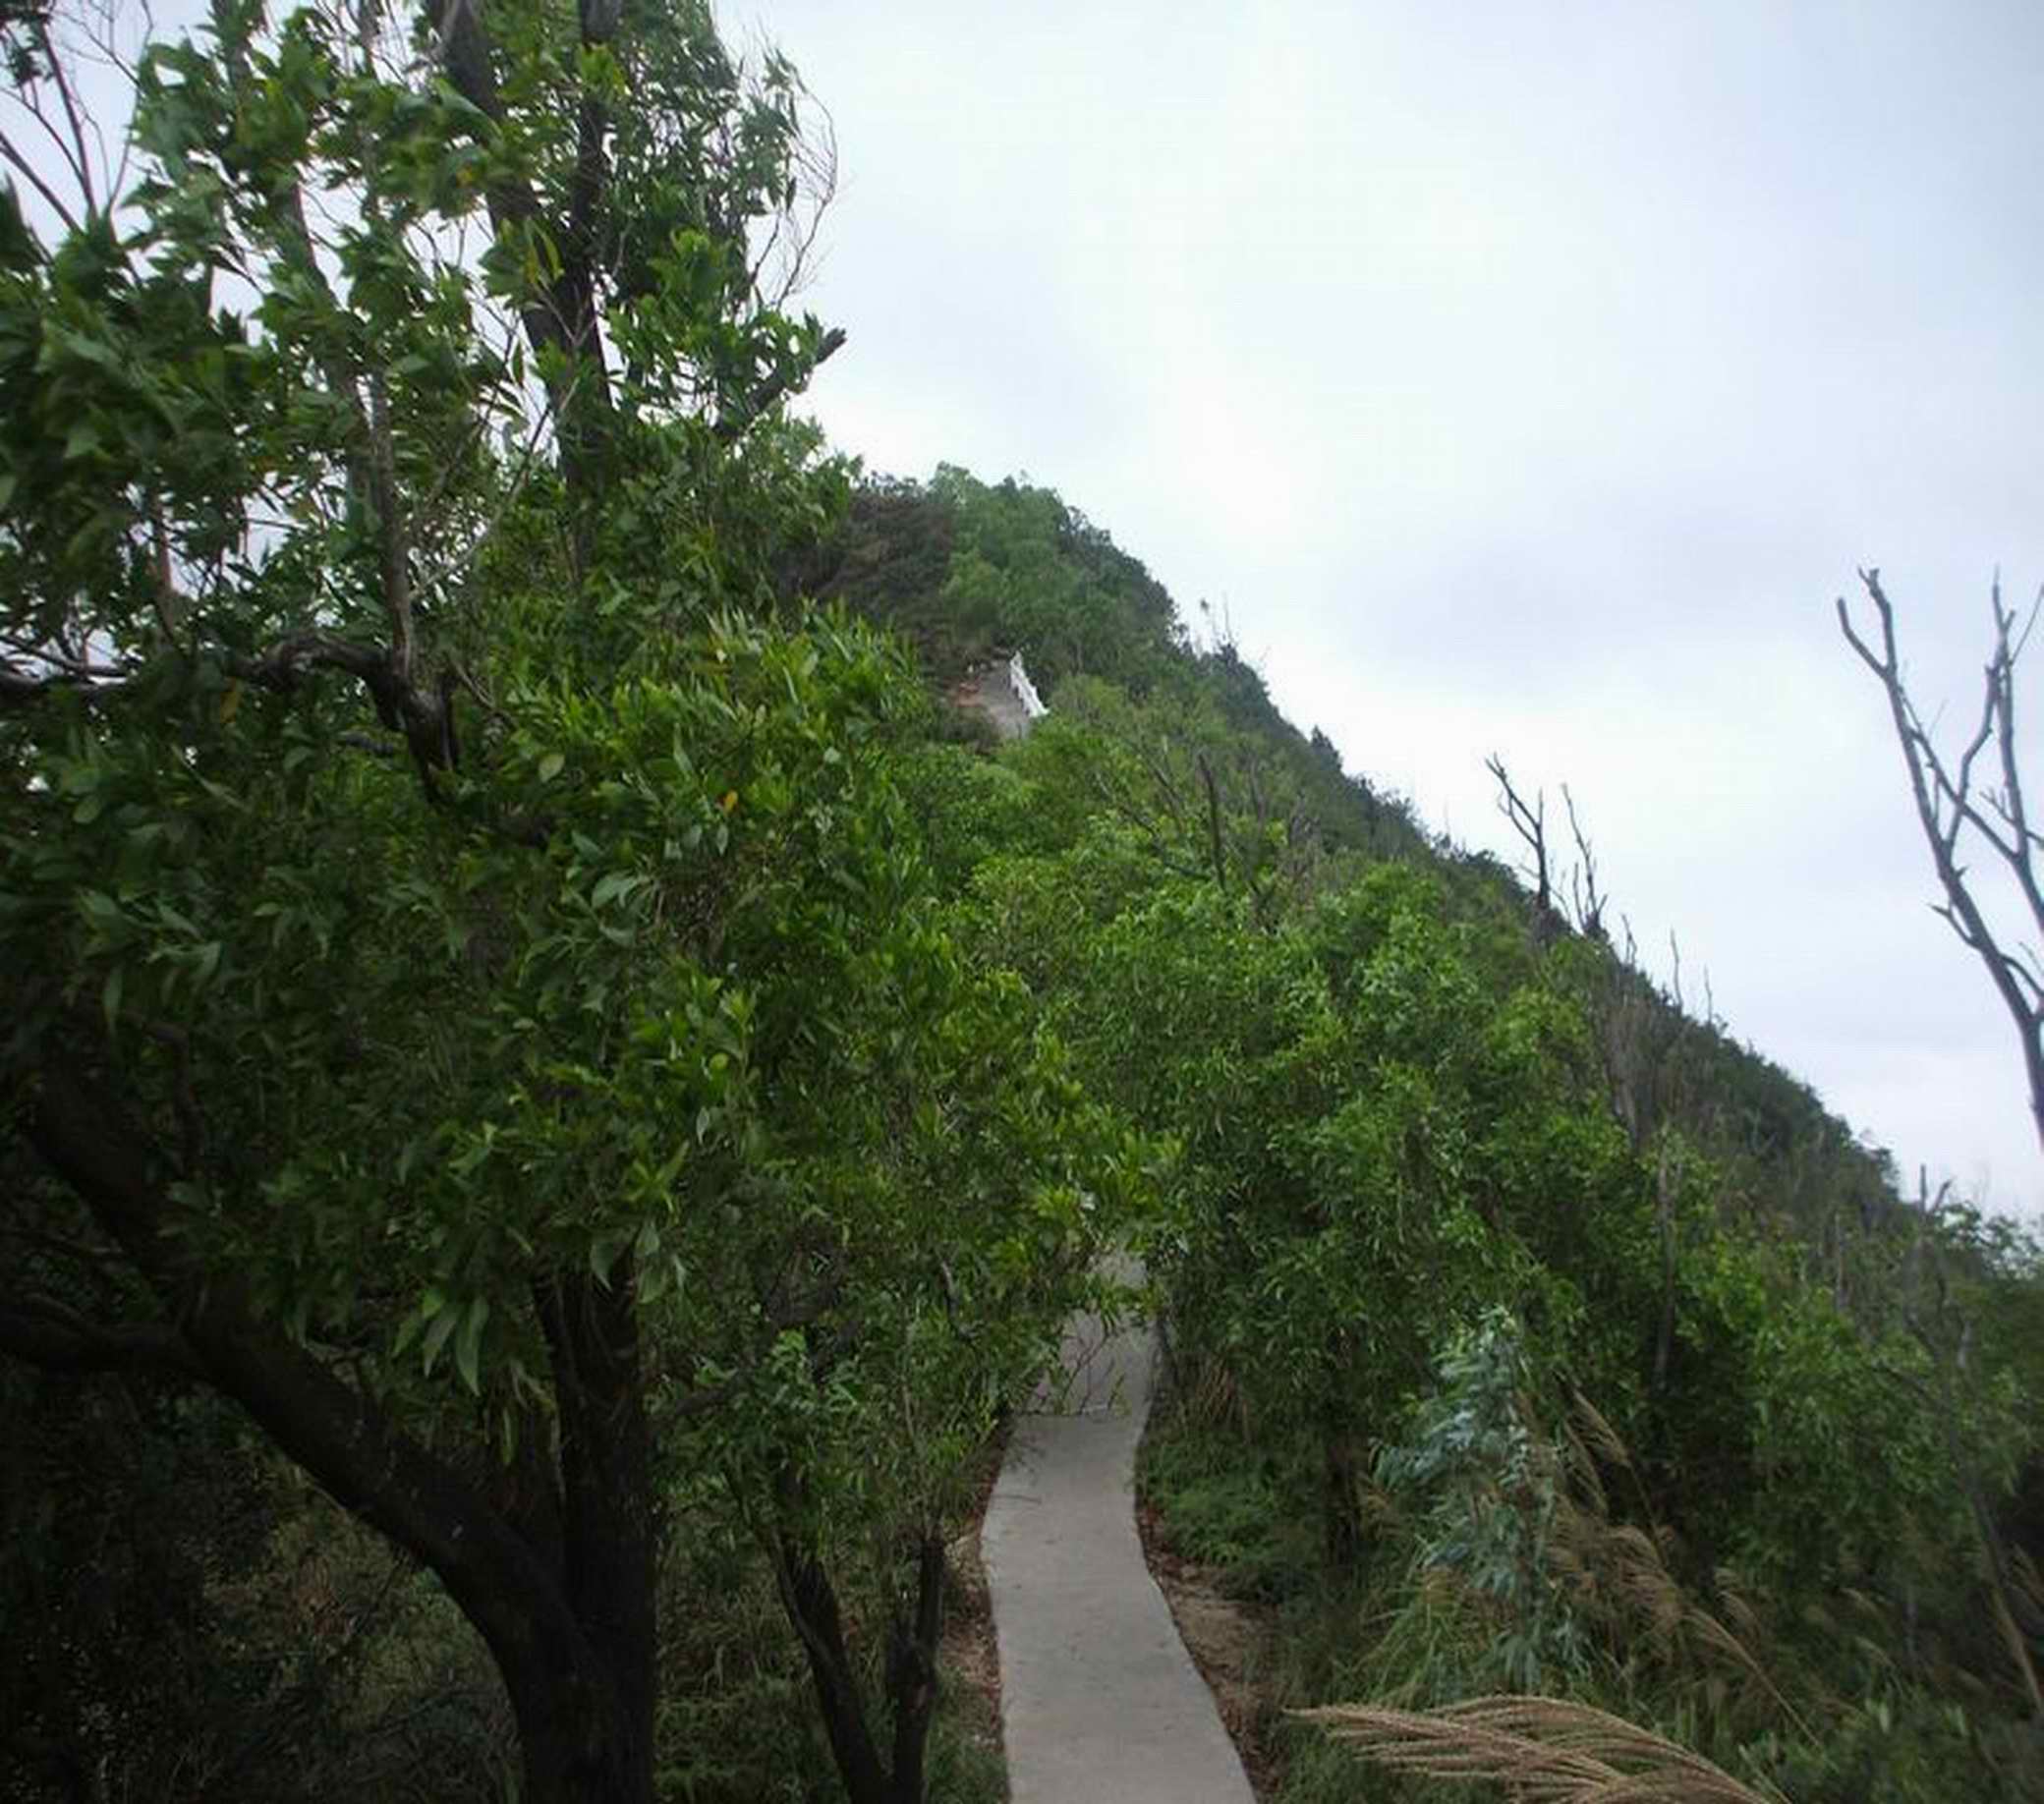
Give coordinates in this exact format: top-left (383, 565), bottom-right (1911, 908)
top-left (1839, 569), bottom-right (2044, 1155)
top-left (1488, 755), bottom-right (1618, 949)
top-left (1562, 785), bottom-right (1609, 942)
top-left (1485, 754), bottom-right (1553, 916)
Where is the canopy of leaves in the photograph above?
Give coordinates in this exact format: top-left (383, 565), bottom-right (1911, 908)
top-left (0, 5), bottom-right (1138, 1800)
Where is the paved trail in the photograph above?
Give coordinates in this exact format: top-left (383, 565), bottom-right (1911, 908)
top-left (982, 1288), bottom-right (1256, 1803)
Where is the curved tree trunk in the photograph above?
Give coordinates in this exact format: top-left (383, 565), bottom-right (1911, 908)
top-left (21, 1050), bottom-right (659, 1804)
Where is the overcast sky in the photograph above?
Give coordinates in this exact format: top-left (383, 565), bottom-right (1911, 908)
top-left (739, 0), bottom-right (2044, 1216)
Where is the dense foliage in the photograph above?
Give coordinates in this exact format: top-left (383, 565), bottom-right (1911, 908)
top-left (0, 5), bottom-right (1129, 1802)
top-left (804, 471), bottom-right (2044, 1799)
top-left (4, 2), bottom-right (2041, 1800)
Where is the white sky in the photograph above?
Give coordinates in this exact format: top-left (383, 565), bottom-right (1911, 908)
top-left (742, 0), bottom-right (2044, 1216)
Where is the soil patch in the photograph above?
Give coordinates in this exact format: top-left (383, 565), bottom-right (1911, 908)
top-left (940, 1419), bottom-right (1010, 1793)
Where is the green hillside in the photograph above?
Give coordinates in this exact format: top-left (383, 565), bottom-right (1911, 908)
top-left (3, 1), bottom-right (2042, 1800)
top-left (799, 465), bottom-right (2044, 1802)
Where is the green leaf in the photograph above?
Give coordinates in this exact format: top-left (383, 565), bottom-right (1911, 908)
top-left (421, 1299), bottom-right (460, 1376)
top-left (455, 1296), bottom-right (489, 1393)
top-left (538, 752), bottom-right (564, 783)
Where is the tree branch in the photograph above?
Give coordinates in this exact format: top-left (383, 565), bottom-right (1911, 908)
top-left (0, 1296), bottom-right (202, 1377)
top-left (711, 324), bottom-right (846, 445)
top-left (1196, 751), bottom-right (1227, 890)
top-left (22, 1046), bottom-right (595, 1712)
top-left (1562, 783), bottom-right (1609, 941)
top-left (1486, 753), bottom-right (1553, 918)
top-left (0, 131), bottom-right (82, 234)
top-left (1840, 569), bottom-right (2044, 1153)
top-left (429, 0), bottom-right (612, 469)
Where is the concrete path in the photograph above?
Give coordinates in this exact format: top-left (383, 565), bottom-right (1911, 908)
top-left (982, 1286), bottom-right (1256, 1803)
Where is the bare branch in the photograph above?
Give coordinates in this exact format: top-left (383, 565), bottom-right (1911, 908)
top-left (711, 324), bottom-right (846, 446)
top-left (1562, 783), bottom-right (1609, 941)
top-left (1485, 753), bottom-right (1551, 916)
top-left (0, 657), bottom-right (139, 708)
top-left (30, 15), bottom-right (95, 214)
top-left (1840, 569), bottom-right (2044, 1154)
top-left (0, 131), bottom-right (81, 233)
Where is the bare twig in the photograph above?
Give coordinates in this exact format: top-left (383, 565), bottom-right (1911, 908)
top-left (1486, 753), bottom-right (1552, 917)
top-left (1562, 784), bottom-right (1608, 941)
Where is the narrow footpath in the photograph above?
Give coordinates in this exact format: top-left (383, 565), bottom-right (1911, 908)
top-left (982, 1283), bottom-right (1256, 1803)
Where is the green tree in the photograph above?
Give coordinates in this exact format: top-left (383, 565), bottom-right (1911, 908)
top-left (0, 7), bottom-right (1112, 1803)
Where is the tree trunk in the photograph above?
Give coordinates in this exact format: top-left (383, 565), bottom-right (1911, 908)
top-left (886, 1532), bottom-right (946, 1804)
top-left (534, 1263), bottom-right (658, 1804)
top-left (23, 1050), bottom-right (658, 1804)
top-left (768, 1512), bottom-right (950, 1804)
top-left (502, 1654), bottom-right (650, 1804)
top-left (1323, 1420), bottom-right (1365, 1571)
top-left (774, 1537), bottom-right (894, 1804)
top-left (1320, 1332), bottom-right (1366, 1570)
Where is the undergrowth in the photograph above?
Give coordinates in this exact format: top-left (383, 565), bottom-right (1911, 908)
top-left (1138, 1322), bottom-right (2044, 1804)
top-left (658, 1513), bottom-right (1008, 1803)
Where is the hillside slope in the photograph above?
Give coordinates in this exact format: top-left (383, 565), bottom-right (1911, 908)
top-left (802, 466), bottom-right (1897, 1232)
top-left (802, 464), bottom-right (2044, 1804)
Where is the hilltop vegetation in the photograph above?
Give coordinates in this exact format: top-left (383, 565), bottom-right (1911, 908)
top-left (2, 2), bottom-right (2041, 1801)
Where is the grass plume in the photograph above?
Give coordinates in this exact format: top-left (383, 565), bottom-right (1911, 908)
top-left (1294, 1694), bottom-right (1784, 1803)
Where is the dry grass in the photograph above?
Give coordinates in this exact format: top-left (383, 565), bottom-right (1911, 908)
top-left (1548, 1394), bottom-right (1813, 1742)
top-left (1293, 1695), bottom-right (1785, 1803)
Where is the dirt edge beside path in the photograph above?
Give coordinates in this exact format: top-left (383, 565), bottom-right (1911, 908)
top-left (942, 1422), bottom-right (1011, 1795)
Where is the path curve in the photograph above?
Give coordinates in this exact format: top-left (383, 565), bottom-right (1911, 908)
top-left (982, 1281), bottom-right (1255, 1803)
